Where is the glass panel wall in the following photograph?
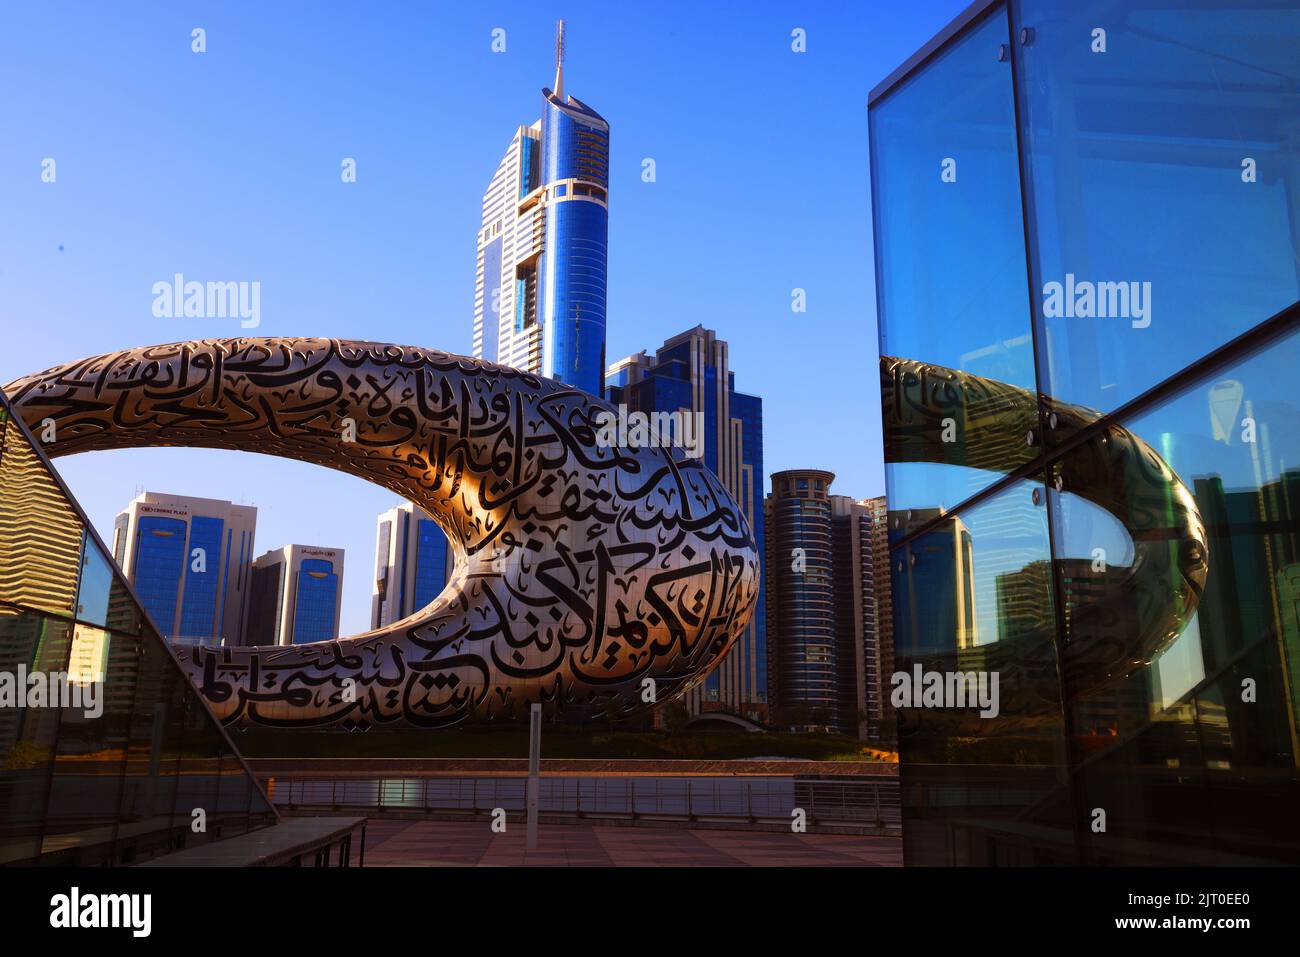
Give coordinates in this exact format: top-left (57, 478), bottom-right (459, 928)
top-left (1050, 324), bottom-right (1300, 863)
top-left (0, 401), bottom-right (276, 866)
top-left (891, 478), bottom-right (1077, 865)
top-left (1015, 0), bottom-right (1300, 421)
top-left (872, 3), bottom-right (1038, 517)
top-left (117, 636), bottom-right (188, 864)
top-left (872, 0), bottom-right (1300, 865)
top-left (0, 607), bottom-right (74, 865)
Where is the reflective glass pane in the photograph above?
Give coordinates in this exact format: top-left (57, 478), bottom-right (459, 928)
top-left (39, 629), bottom-right (138, 865)
top-left (873, 5), bottom-right (1038, 512)
top-left (171, 693), bottom-right (228, 850)
top-left (214, 751), bottom-right (254, 838)
top-left (74, 531), bottom-right (113, 626)
top-left (0, 607), bottom-right (73, 865)
top-left (1049, 324), bottom-right (1300, 863)
top-left (74, 531), bottom-right (140, 635)
top-left (891, 478), bottom-right (1075, 864)
top-left (115, 635), bottom-right (189, 864)
top-left (1017, 0), bottom-right (1300, 419)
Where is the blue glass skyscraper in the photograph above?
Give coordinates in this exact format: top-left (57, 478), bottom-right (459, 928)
top-left (247, 545), bottom-right (345, 646)
top-left (371, 501), bottom-right (453, 629)
top-left (473, 20), bottom-right (609, 397)
top-left (606, 326), bottom-right (767, 721)
top-left (112, 492), bottom-right (257, 646)
top-left (290, 558), bottom-right (340, 644)
top-left (538, 76), bottom-right (609, 392)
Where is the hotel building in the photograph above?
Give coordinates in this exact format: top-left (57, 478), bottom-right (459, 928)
top-left (371, 502), bottom-right (453, 630)
top-left (473, 20), bottom-right (609, 396)
top-left (247, 545), bottom-right (345, 646)
top-left (111, 492), bottom-right (257, 647)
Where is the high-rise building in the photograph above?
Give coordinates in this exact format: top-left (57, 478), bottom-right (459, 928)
top-left (765, 470), bottom-right (834, 730)
top-left (371, 502), bottom-right (453, 629)
top-left (247, 545), bottom-right (344, 646)
top-left (607, 325), bottom-right (766, 720)
top-left (863, 495), bottom-right (895, 745)
top-left (892, 509), bottom-right (978, 656)
top-left (831, 494), bottom-right (893, 743)
top-left (111, 492), bottom-right (257, 646)
top-left (765, 471), bottom-right (891, 739)
top-left (473, 19), bottom-right (609, 396)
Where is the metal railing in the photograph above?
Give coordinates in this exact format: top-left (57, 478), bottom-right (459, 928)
top-left (267, 776), bottom-right (901, 830)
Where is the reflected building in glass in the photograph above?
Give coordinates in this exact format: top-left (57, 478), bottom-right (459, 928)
top-left (871, 0), bottom-right (1300, 864)
top-left (247, 545), bottom-right (344, 646)
top-left (0, 394), bottom-right (276, 865)
top-left (112, 492), bottom-right (257, 647)
top-left (893, 510), bottom-right (978, 655)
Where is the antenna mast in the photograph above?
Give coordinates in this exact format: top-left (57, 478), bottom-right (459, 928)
top-left (553, 19), bottom-right (566, 101)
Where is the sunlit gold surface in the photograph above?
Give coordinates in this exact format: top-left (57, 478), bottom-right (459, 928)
top-left (0, 415), bottom-right (84, 617)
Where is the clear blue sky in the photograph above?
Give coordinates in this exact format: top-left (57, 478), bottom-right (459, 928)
top-left (0, 0), bottom-right (969, 635)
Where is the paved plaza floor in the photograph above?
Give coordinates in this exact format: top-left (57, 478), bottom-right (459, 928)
top-left (360, 819), bottom-right (903, 866)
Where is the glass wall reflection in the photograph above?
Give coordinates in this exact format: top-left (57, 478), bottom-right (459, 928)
top-left (873, 0), bottom-right (1300, 864)
top-left (872, 4), bottom-right (1038, 512)
top-left (0, 401), bottom-right (276, 866)
top-left (1016, 0), bottom-right (1300, 419)
top-left (1051, 326), bottom-right (1300, 863)
top-left (891, 479), bottom-right (1077, 864)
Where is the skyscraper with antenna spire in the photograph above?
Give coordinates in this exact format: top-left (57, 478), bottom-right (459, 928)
top-left (472, 19), bottom-right (609, 395)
